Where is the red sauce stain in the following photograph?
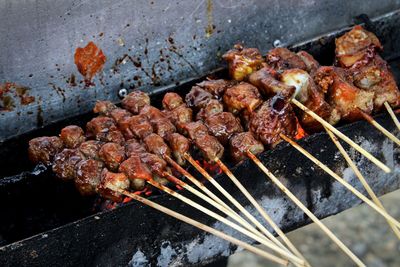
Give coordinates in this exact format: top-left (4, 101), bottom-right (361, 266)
top-left (74, 42), bottom-right (106, 85)
top-left (0, 82), bottom-right (35, 111)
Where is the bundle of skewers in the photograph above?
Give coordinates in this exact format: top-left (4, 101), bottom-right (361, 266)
top-left (27, 25), bottom-right (400, 266)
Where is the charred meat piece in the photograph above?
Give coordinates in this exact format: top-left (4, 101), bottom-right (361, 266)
top-left (139, 105), bottom-right (165, 121)
top-left (95, 130), bottom-right (125, 145)
top-left (152, 119), bottom-right (176, 139)
top-left (248, 67), bottom-right (294, 97)
top-left (60, 125), bottom-right (86, 148)
top-left (181, 121), bottom-right (209, 140)
top-left (122, 90), bottom-right (150, 114)
top-left (97, 169), bottom-right (130, 202)
top-left (125, 139), bottom-right (147, 157)
top-left (223, 82), bottom-right (262, 114)
top-left (296, 51), bottom-right (320, 75)
top-left (223, 44), bottom-right (264, 81)
top-left (143, 133), bottom-right (171, 157)
top-left (194, 135), bottom-right (224, 162)
top-left (28, 136), bottom-right (64, 165)
top-left (196, 79), bottom-right (237, 97)
top-left (119, 155), bottom-right (153, 190)
top-left (128, 114), bottom-right (153, 139)
top-left (117, 116), bottom-right (135, 140)
top-left (93, 100), bottom-right (117, 116)
top-left (75, 159), bottom-right (104, 196)
top-left (86, 116), bottom-right (117, 138)
top-left (162, 92), bottom-right (184, 110)
top-left (52, 149), bottom-right (85, 180)
top-left (335, 25), bottom-right (382, 68)
top-left (79, 140), bottom-right (104, 160)
top-left (99, 142), bottom-right (126, 171)
top-left (110, 108), bottom-right (132, 123)
top-left (196, 99), bottom-right (223, 121)
top-left (230, 132), bottom-right (264, 163)
top-left (205, 112), bottom-right (244, 145)
top-left (140, 152), bottom-right (167, 176)
top-left (163, 105), bottom-right (193, 128)
top-left (249, 93), bottom-right (298, 147)
top-left (185, 86), bottom-right (214, 110)
top-left (266, 47), bottom-right (307, 71)
top-left (167, 133), bottom-right (190, 165)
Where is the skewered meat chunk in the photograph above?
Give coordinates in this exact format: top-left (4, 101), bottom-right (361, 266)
top-left (60, 125), bottom-right (85, 148)
top-left (119, 155), bottom-right (152, 190)
top-left (122, 90), bottom-right (150, 114)
top-left (335, 25), bottom-right (382, 68)
top-left (196, 99), bottom-right (223, 121)
top-left (196, 79), bottom-right (237, 97)
top-left (28, 136), bottom-right (64, 165)
top-left (139, 105), bottom-right (165, 121)
top-left (143, 133), bottom-right (171, 157)
top-left (117, 116), bottom-right (135, 140)
top-left (162, 92), bottom-right (184, 110)
top-left (185, 86), bottom-right (214, 110)
top-left (181, 121), bottom-right (209, 140)
top-left (79, 140), bottom-right (104, 160)
top-left (52, 149), bottom-right (85, 181)
top-left (86, 116), bottom-right (117, 138)
top-left (128, 114), bottom-right (153, 139)
top-left (125, 139), bottom-right (147, 157)
top-left (95, 130), bottom-right (125, 145)
top-left (230, 132), bottom-right (264, 163)
top-left (167, 133), bottom-right (190, 165)
top-left (93, 100), bottom-right (117, 116)
top-left (163, 105), bottom-right (193, 129)
top-left (249, 92), bottom-right (298, 147)
top-left (140, 152), bottom-right (167, 176)
top-left (205, 112), bottom-right (244, 145)
top-left (248, 67), bottom-right (294, 97)
top-left (222, 44), bottom-right (264, 81)
top-left (110, 108), bottom-right (131, 123)
top-left (266, 47), bottom-right (307, 71)
top-left (75, 159), bottom-right (104, 195)
top-left (152, 119), bottom-right (176, 139)
top-left (296, 51), bottom-right (320, 75)
top-left (223, 82), bottom-right (262, 114)
top-left (194, 135), bottom-right (224, 162)
top-left (97, 169), bottom-right (130, 202)
top-left (98, 142), bottom-right (125, 171)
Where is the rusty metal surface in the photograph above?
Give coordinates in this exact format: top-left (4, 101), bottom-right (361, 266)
top-left (1, 0), bottom-right (400, 141)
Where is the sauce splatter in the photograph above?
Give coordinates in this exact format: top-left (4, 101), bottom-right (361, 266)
top-left (74, 42), bottom-right (106, 85)
top-left (0, 82), bottom-right (35, 111)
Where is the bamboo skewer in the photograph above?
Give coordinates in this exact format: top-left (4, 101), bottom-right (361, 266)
top-left (246, 150), bottom-right (366, 267)
top-left (385, 101), bottom-right (400, 131)
top-left (108, 187), bottom-right (289, 266)
top-left (280, 133), bottom-right (400, 229)
top-left (291, 99), bottom-right (391, 173)
top-left (215, 158), bottom-right (309, 266)
top-left (358, 109), bottom-right (400, 146)
top-left (324, 126), bottom-right (400, 239)
top-left (184, 153), bottom-right (290, 253)
top-left (146, 179), bottom-right (305, 266)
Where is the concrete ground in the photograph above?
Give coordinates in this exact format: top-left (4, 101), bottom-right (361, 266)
top-left (228, 190), bottom-right (400, 267)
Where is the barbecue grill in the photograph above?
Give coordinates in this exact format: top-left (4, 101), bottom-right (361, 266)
top-left (1, 1), bottom-right (400, 266)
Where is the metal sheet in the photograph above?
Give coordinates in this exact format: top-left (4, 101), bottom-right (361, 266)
top-left (1, 0), bottom-right (400, 141)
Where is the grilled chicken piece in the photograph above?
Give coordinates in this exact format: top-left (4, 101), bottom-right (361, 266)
top-left (196, 99), bottom-right (223, 121)
top-left (122, 90), bottom-right (150, 114)
top-left (86, 116), bottom-right (117, 138)
top-left (52, 149), bottom-right (85, 180)
top-left (223, 82), bottom-right (262, 114)
top-left (79, 140), bottom-right (104, 160)
top-left (248, 67), bottom-right (294, 97)
top-left (167, 133), bottom-right (190, 165)
top-left (315, 66), bottom-right (374, 121)
top-left (185, 86), bottom-right (214, 110)
top-left (230, 132), bottom-right (264, 163)
top-left (125, 139), bottom-right (147, 158)
top-left (249, 92), bottom-right (298, 147)
top-left (140, 152), bottom-right (167, 177)
top-left (296, 51), bottom-right (320, 75)
top-left (181, 121), bottom-right (209, 140)
top-left (93, 100), bottom-right (117, 116)
top-left (194, 135), bottom-right (224, 162)
top-left (28, 136), bottom-right (64, 165)
top-left (75, 159), bottom-right (104, 195)
top-left (97, 169), bottom-right (130, 202)
top-left (162, 92), bottom-right (184, 110)
top-left (143, 133), bottom-right (171, 157)
top-left (205, 112), bottom-right (244, 145)
top-left (266, 47), bottom-right (307, 71)
top-left (119, 155), bottom-right (152, 190)
top-left (95, 130), bottom-right (125, 145)
top-left (335, 25), bottom-right (382, 68)
top-left (223, 44), bottom-right (264, 81)
top-left (196, 79), bottom-right (237, 97)
top-left (128, 114), bottom-right (153, 139)
top-left (60, 125), bottom-right (86, 148)
top-left (110, 108), bottom-right (131, 123)
top-left (99, 142), bottom-right (125, 171)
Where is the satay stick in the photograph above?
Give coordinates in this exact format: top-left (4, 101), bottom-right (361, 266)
top-left (324, 127), bottom-right (400, 239)
top-left (291, 99), bottom-right (390, 173)
top-left (185, 153), bottom-right (291, 254)
top-left (246, 150), bottom-right (366, 267)
top-left (146, 179), bottom-right (305, 266)
top-left (280, 133), bottom-right (400, 229)
top-left (215, 158), bottom-right (309, 266)
top-left (358, 109), bottom-right (400, 147)
top-left (384, 102), bottom-right (400, 131)
top-left (108, 186), bottom-right (289, 266)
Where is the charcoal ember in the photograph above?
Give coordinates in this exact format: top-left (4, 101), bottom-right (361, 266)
top-left (205, 112), bottom-right (243, 145)
top-left (60, 125), bottom-right (86, 148)
top-left (230, 132), bottom-right (264, 162)
top-left (128, 114), bottom-right (153, 139)
top-left (52, 149), bottom-right (85, 181)
top-left (162, 92), bottom-right (184, 110)
top-left (97, 169), bottom-right (130, 202)
top-left (86, 117), bottom-right (117, 138)
top-left (119, 155), bottom-right (153, 190)
top-left (125, 139), bottom-right (147, 158)
top-left (28, 136), bottom-right (64, 165)
top-left (122, 90), bottom-right (150, 114)
top-left (75, 159), bottom-right (104, 195)
top-left (99, 143), bottom-right (126, 171)
top-left (143, 133), bottom-right (171, 157)
top-left (79, 140), bottom-right (104, 160)
top-left (93, 100), bottom-right (117, 116)
top-left (95, 130), bottom-right (125, 145)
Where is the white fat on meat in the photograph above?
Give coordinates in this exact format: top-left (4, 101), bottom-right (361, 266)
top-left (280, 69), bottom-right (311, 103)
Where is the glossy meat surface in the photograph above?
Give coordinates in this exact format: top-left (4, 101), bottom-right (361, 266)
top-left (230, 132), bottom-right (264, 163)
top-left (97, 169), bottom-right (130, 202)
top-left (79, 140), bottom-right (104, 160)
top-left (223, 82), bottom-right (262, 114)
top-left (119, 155), bottom-right (153, 184)
top-left (266, 47), bottom-right (307, 71)
top-left (162, 92), bottom-right (184, 110)
top-left (93, 100), bottom-right (117, 116)
top-left (86, 116), bottom-right (117, 137)
top-left (185, 86), bottom-right (213, 110)
top-left (194, 134), bottom-right (224, 162)
top-left (196, 79), bottom-right (236, 97)
top-left (60, 125), bottom-right (86, 148)
top-left (121, 90), bottom-right (150, 114)
top-left (205, 112), bottom-right (243, 145)
top-left (110, 108), bottom-right (132, 123)
top-left (140, 152), bottom-right (167, 176)
top-left (128, 114), bottom-right (153, 139)
top-left (296, 51), bottom-right (320, 75)
top-left (143, 133), bottom-right (171, 157)
top-left (125, 139), bottom-right (147, 157)
top-left (196, 99), bottom-right (223, 121)
top-left (75, 159), bottom-right (104, 195)
top-left (52, 149), bottom-right (85, 181)
top-left (167, 133), bottom-right (190, 165)
top-left (98, 142), bottom-right (126, 171)
top-left (95, 130), bottom-right (125, 145)
top-left (181, 121), bottom-right (209, 140)
top-left (248, 67), bottom-right (294, 97)
top-left (28, 136), bottom-right (64, 165)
